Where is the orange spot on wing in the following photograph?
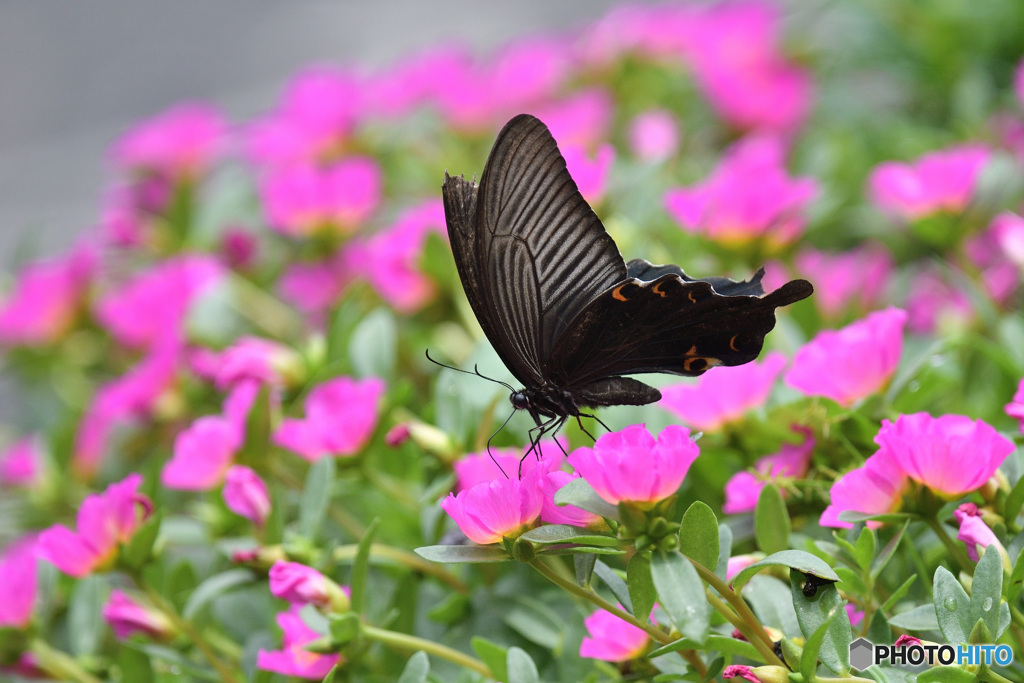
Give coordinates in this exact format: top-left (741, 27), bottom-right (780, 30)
top-left (612, 285), bottom-right (629, 301)
top-left (651, 281), bottom-right (668, 297)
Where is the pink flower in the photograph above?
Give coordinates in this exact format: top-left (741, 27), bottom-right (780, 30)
top-left (723, 428), bottom-right (815, 514)
top-left (363, 47), bottom-right (449, 119)
top-left (992, 212), bottom-right (1024, 268)
top-left (846, 604), bottom-right (865, 628)
top-left (722, 665), bottom-right (761, 683)
top-left (567, 425), bottom-right (699, 506)
top-left (895, 635), bottom-right (922, 648)
top-left (905, 268), bottom-right (974, 334)
top-left (103, 590), bottom-right (173, 640)
top-left (1006, 378), bottom-right (1024, 431)
top-left (563, 143), bottom-right (615, 205)
top-left (247, 67), bottom-right (362, 166)
top-left (664, 135), bottom-right (816, 245)
top-left (725, 554), bottom-right (761, 582)
top-left (357, 200), bottom-right (446, 313)
top-left (36, 474), bottom-right (153, 577)
top-left (793, 245), bottom-right (893, 319)
top-left (875, 413), bottom-right (1013, 498)
top-left (535, 88), bottom-right (614, 149)
top-left (540, 470), bottom-right (602, 527)
top-left (0, 538), bottom-right (37, 628)
top-left (427, 47), bottom-right (497, 132)
top-left (261, 157), bottom-right (381, 237)
top-left (785, 307), bottom-right (907, 406)
top-left (660, 352), bottom-right (787, 431)
top-left (269, 561), bottom-right (348, 611)
top-left (223, 466), bottom-right (271, 527)
top-left (273, 376), bottom-right (385, 461)
top-left (207, 336), bottom-right (302, 390)
top-left (109, 103), bottom-right (227, 180)
top-left (869, 145), bottom-right (991, 220)
top-left (278, 248), bottom-right (358, 318)
top-left (579, 606), bottom-right (650, 662)
top-left (440, 468), bottom-right (545, 544)
top-left (95, 254), bottom-right (224, 350)
top-left (257, 606), bottom-right (341, 679)
top-left (488, 37), bottom-right (571, 114)
top-left (628, 109), bottom-right (680, 163)
top-left (954, 503), bottom-right (1010, 568)
top-left (0, 437), bottom-right (44, 488)
top-left (820, 453), bottom-right (907, 529)
top-left (0, 242), bottom-right (97, 346)
top-left (221, 228), bottom-right (259, 271)
top-left (965, 217), bottom-right (1021, 303)
top-left (453, 439), bottom-right (566, 491)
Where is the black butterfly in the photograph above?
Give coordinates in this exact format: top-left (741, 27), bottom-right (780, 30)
top-left (441, 114), bottom-right (812, 448)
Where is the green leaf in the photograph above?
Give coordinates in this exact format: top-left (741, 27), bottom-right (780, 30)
top-left (887, 604), bottom-right (940, 631)
top-left (790, 571), bottom-right (851, 676)
top-left (871, 521), bottom-right (909, 581)
top-left (627, 552), bottom-right (656, 621)
top-left (68, 576), bottom-right (107, 656)
top-left (471, 637), bottom-right (507, 681)
top-left (122, 508), bottom-right (163, 570)
top-left (744, 575), bottom-right (801, 638)
top-left (967, 618), bottom-right (992, 646)
top-left (715, 523), bottom-right (733, 582)
top-left (678, 501), bottom-right (719, 571)
top-left (1005, 470), bottom-right (1024, 524)
top-left (866, 610), bottom-right (891, 646)
top-left (321, 664), bottom-right (340, 683)
top-left (427, 593), bottom-right (469, 624)
top-left (506, 647), bottom-right (539, 683)
top-left (553, 477), bottom-right (619, 521)
top-left (182, 569), bottom-right (254, 620)
top-left (502, 596), bottom-right (564, 649)
top-left (518, 524), bottom-right (619, 547)
top-left (350, 518), bottom-right (380, 616)
top-left (800, 604), bottom-right (845, 682)
top-left (396, 651), bottom-right (430, 683)
top-left (299, 457), bottom-right (336, 541)
top-left (835, 567), bottom-right (867, 596)
top-left (837, 511), bottom-right (913, 526)
top-left (754, 484), bottom-right (791, 555)
top-left (880, 575), bottom-right (918, 613)
top-left (115, 645), bottom-right (154, 683)
top-left (128, 643), bottom-right (219, 681)
top-left (328, 613), bottom-right (361, 646)
top-left (969, 544), bottom-right (1003, 640)
top-left (933, 566), bottom-right (972, 645)
top-left (648, 634), bottom-right (759, 661)
top-left (854, 527), bottom-right (876, 570)
top-left (593, 560), bottom-right (632, 612)
top-left (414, 544), bottom-right (510, 563)
top-left (732, 550), bottom-right (839, 592)
top-left (1008, 546), bottom-right (1024, 603)
top-left (348, 307), bottom-right (397, 379)
top-left (574, 553), bottom-right (597, 587)
top-left (916, 667), bottom-right (977, 682)
top-left (651, 551), bottom-right (709, 644)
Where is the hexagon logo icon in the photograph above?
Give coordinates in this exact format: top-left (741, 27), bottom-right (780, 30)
top-left (849, 637), bottom-right (874, 671)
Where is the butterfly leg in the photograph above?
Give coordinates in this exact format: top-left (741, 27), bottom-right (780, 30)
top-left (519, 415), bottom-right (562, 478)
top-left (577, 412), bottom-right (612, 437)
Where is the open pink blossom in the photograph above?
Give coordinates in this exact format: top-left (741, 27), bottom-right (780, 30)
top-left (273, 376), bottom-right (385, 461)
top-left (440, 468), bottom-right (545, 544)
top-left (0, 242), bottom-right (97, 346)
top-left (540, 470), bottom-right (603, 527)
top-left (905, 268), bottom-right (974, 334)
top-left (875, 413), bottom-right (1013, 498)
top-left (257, 606), bottom-right (341, 679)
top-left (954, 503), bottom-right (1010, 568)
top-left (0, 538), bottom-right (37, 629)
top-left (453, 438), bottom-right (566, 491)
top-left (269, 561), bottom-right (348, 611)
top-left (579, 606), bottom-right (650, 662)
top-left (535, 88), bottom-right (614, 149)
top-left (103, 590), bottom-right (173, 640)
top-left (110, 103), bottom-right (227, 180)
top-left (793, 245), bottom-right (893, 319)
top-left (820, 452), bottom-right (907, 529)
top-left (1006, 378), bottom-right (1024, 431)
top-left (0, 437), bottom-right (43, 488)
top-left (96, 254), bottom-right (224, 350)
top-left (563, 143), bottom-right (615, 205)
top-left (628, 109), bottom-right (680, 163)
top-left (869, 145), bottom-right (991, 220)
top-left (664, 135), bottom-right (816, 245)
top-left (36, 474), bottom-right (153, 577)
top-left (203, 336), bottom-right (303, 390)
top-left (568, 424), bottom-right (699, 506)
top-left (723, 428), bottom-right (815, 514)
top-left (247, 67), bottom-right (363, 166)
top-left (785, 307), bottom-right (906, 406)
top-left (357, 200), bottom-right (446, 313)
top-left (223, 466), bottom-right (271, 527)
top-left (660, 351), bottom-right (786, 431)
top-left (261, 157), bottom-right (381, 237)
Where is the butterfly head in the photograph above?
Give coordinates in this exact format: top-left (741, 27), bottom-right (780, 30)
top-left (510, 391), bottom-right (530, 410)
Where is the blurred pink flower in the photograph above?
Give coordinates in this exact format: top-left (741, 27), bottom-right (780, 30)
top-left (628, 109), bottom-right (680, 163)
top-left (579, 606), bottom-right (650, 662)
top-left (269, 561), bottom-right (348, 611)
top-left (660, 351), bottom-right (787, 431)
top-left (488, 37), bottom-right (572, 114)
top-left (725, 554), bottom-right (761, 582)
top-left (427, 47), bottom-right (496, 132)
top-left (568, 424), bottom-right (699, 506)
top-left (278, 248), bottom-right (358, 318)
top-left (954, 503), bottom-right (1010, 568)
top-left (36, 474), bottom-right (153, 576)
top-left (563, 143), bottom-right (614, 205)
top-left (0, 538), bottom-right (37, 629)
top-left (96, 254), bottom-right (224, 350)
top-left (247, 67), bottom-right (362, 166)
top-left (664, 135), bottom-right (816, 245)
top-left (876, 413), bottom-right (1013, 498)
top-left (0, 437), bottom-right (44, 488)
top-left (440, 467), bottom-right (545, 544)
top-left (965, 217), bottom-right (1020, 303)
top-left (535, 88), bottom-right (614, 149)
top-left (103, 590), bottom-right (173, 640)
top-left (261, 157), bottom-right (381, 237)
top-left (785, 307), bottom-right (907, 406)
top-left (223, 466), bottom-right (271, 527)
top-left (723, 428), bottom-right (815, 514)
top-left (109, 103), bottom-right (227, 180)
top-left (205, 336), bottom-right (302, 390)
top-left (540, 470), bottom-right (602, 527)
top-left (454, 438), bottom-right (566, 491)
top-left (819, 452), bottom-right (907, 529)
top-left (846, 604), bottom-right (864, 628)
top-left (793, 245), bottom-right (893, 319)
top-left (0, 242), bottom-right (98, 346)
top-left (273, 376), bottom-right (385, 461)
top-left (363, 47), bottom-right (449, 119)
top-left (221, 228), bottom-right (259, 270)
top-left (869, 145), bottom-right (991, 220)
top-left (1006, 378), bottom-right (1024, 430)
top-left (1015, 58), bottom-right (1024, 108)
top-left (991, 211), bottom-right (1024, 268)
top-left (257, 606), bottom-right (341, 679)
top-left (905, 267), bottom-right (974, 334)
top-left (357, 200), bottom-right (446, 313)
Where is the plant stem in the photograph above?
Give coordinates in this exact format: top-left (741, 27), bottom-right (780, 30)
top-left (925, 517), bottom-right (973, 574)
top-left (333, 543), bottom-right (468, 593)
top-left (29, 639), bottom-right (104, 683)
top-left (361, 624), bottom-right (491, 677)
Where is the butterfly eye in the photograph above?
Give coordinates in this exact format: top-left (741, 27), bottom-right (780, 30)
top-left (510, 392), bottom-right (530, 410)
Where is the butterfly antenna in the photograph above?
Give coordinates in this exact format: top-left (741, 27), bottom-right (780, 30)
top-left (486, 408), bottom-right (517, 479)
top-left (424, 350), bottom-right (516, 394)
